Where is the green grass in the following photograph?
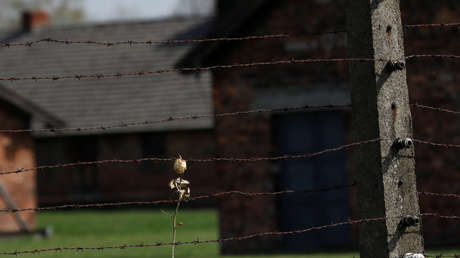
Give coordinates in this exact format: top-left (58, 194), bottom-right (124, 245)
top-left (0, 210), bottom-right (457, 258)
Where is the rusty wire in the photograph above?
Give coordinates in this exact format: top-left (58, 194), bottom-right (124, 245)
top-left (0, 138), bottom-right (381, 176)
top-left (0, 184), bottom-right (355, 213)
top-left (1, 137), bottom-right (459, 176)
top-left (0, 104), bottom-right (351, 134)
top-left (405, 22), bottom-right (460, 29)
top-left (0, 54), bottom-right (457, 82)
top-left (405, 54), bottom-right (460, 60)
top-left (0, 22), bottom-right (458, 48)
top-left (0, 213), bottom-right (456, 255)
top-left (0, 102), bottom-right (455, 135)
top-left (0, 218), bottom-right (388, 255)
top-left (0, 57), bottom-right (378, 82)
top-left (414, 139), bottom-right (460, 149)
top-left (419, 192), bottom-right (460, 200)
top-left (0, 138), bottom-right (456, 177)
top-left (0, 34), bottom-right (289, 47)
top-left (411, 104), bottom-right (460, 116)
top-left (0, 188), bottom-right (457, 214)
top-left (0, 102), bottom-right (456, 135)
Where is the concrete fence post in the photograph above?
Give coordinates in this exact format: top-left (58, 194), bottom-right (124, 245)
top-left (346, 0), bottom-right (424, 257)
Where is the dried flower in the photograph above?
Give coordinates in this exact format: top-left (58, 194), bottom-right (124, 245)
top-left (169, 177), bottom-right (191, 200)
top-left (174, 155), bottom-right (187, 174)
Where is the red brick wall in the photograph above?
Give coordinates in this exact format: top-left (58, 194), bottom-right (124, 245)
top-left (0, 101), bottom-right (36, 231)
top-left (211, 0), bottom-right (459, 252)
top-left (213, 70), bottom-right (278, 253)
top-left (36, 130), bottom-right (216, 205)
top-left (213, 0), bottom-right (349, 253)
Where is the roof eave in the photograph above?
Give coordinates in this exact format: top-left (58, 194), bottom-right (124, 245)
top-left (0, 84), bottom-right (65, 128)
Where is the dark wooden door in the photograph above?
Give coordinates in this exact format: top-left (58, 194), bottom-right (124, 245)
top-left (275, 111), bottom-right (351, 251)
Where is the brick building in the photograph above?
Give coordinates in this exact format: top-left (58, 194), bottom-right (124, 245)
top-left (0, 14), bottom-right (217, 205)
top-left (179, 0), bottom-right (460, 253)
top-left (0, 84), bottom-right (62, 232)
top-left (0, 0), bottom-right (458, 253)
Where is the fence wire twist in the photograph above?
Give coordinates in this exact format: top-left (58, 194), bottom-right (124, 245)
top-left (1, 22), bottom-right (458, 48)
top-left (0, 213), bottom-right (457, 255)
top-left (0, 54), bottom-right (458, 82)
top-left (0, 138), bottom-right (381, 176)
top-left (411, 104), bottom-right (460, 116)
top-left (0, 184), bottom-right (355, 213)
top-left (0, 138), bottom-right (458, 176)
top-left (0, 103), bottom-right (455, 135)
top-left (0, 187), bottom-right (457, 214)
top-left (0, 105), bottom-right (351, 134)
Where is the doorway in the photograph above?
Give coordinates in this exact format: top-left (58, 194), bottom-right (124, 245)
top-left (274, 111), bottom-right (351, 251)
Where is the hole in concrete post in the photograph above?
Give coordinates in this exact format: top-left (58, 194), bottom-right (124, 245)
top-left (386, 25), bottom-right (392, 33)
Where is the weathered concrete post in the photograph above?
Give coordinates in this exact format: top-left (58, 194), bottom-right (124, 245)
top-left (346, 0), bottom-right (424, 257)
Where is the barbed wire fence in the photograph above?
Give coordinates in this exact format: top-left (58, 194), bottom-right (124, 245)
top-left (0, 4), bottom-right (458, 258)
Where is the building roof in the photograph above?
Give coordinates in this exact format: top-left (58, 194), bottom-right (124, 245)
top-left (177, 0), bottom-right (269, 68)
top-left (0, 17), bottom-right (213, 136)
top-left (0, 83), bottom-right (64, 127)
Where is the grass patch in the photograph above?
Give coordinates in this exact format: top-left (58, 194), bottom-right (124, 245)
top-left (0, 209), bottom-right (457, 258)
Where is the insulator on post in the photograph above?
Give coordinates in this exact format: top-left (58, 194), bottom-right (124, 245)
top-left (395, 138), bottom-right (413, 149)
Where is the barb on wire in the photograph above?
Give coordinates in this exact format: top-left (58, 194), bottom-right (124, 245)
top-left (0, 217), bottom-right (388, 255)
top-left (1, 22), bottom-right (458, 48)
top-left (0, 34), bottom-right (289, 48)
top-left (405, 54), bottom-right (460, 60)
top-left (0, 105), bottom-right (351, 134)
top-left (419, 192), bottom-right (460, 200)
top-left (0, 54), bottom-right (457, 82)
top-left (0, 213), bottom-right (456, 255)
top-left (0, 30), bottom-right (348, 48)
top-left (411, 104), bottom-right (460, 116)
top-left (0, 138), bottom-right (381, 176)
top-left (0, 184), bottom-right (355, 213)
top-left (0, 57), bottom-right (378, 82)
top-left (413, 139), bottom-right (460, 149)
top-left (421, 213), bottom-right (460, 221)
top-left (405, 22), bottom-right (460, 29)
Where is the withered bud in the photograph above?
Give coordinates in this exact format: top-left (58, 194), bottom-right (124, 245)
top-left (174, 155), bottom-right (187, 174)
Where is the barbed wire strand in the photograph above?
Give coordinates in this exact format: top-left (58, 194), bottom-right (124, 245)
top-left (0, 34), bottom-right (290, 47)
top-left (0, 105), bottom-right (351, 134)
top-left (0, 138), bottom-right (381, 176)
top-left (0, 184), bottom-right (355, 213)
top-left (419, 192), bottom-right (460, 200)
top-left (0, 213), bottom-right (457, 255)
top-left (405, 54), bottom-right (460, 60)
top-left (0, 102), bottom-right (456, 135)
top-left (1, 188), bottom-right (457, 214)
top-left (0, 58), bottom-right (378, 82)
top-left (405, 22), bottom-right (460, 28)
top-left (0, 55), bottom-right (458, 82)
top-left (411, 103), bottom-right (460, 116)
top-left (0, 138), bottom-right (458, 177)
top-left (414, 139), bottom-right (460, 149)
top-left (1, 22), bottom-right (458, 48)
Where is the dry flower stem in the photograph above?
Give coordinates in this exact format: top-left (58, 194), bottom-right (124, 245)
top-left (172, 195), bottom-right (182, 258)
